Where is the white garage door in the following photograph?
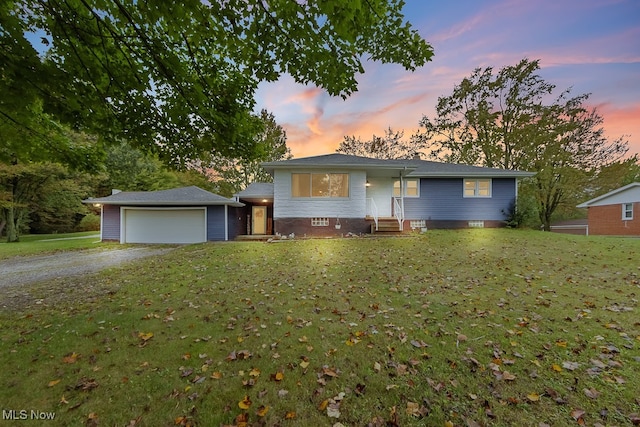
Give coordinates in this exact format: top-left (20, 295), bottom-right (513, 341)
top-left (122, 208), bottom-right (206, 244)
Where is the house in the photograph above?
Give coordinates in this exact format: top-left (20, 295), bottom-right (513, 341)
top-left (83, 186), bottom-right (244, 244)
top-left (576, 182), bottom-right (640, 236)
top-left (256, 153), bottom-right (535, 237)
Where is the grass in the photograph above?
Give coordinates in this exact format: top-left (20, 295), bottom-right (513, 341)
top-left (0, 229), bottom-right (638, 426)
top-left (0, 231), bottom-right (103, 260)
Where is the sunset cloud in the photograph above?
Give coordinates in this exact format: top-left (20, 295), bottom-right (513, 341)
top-left (254, 0), bottom-right (640, 160)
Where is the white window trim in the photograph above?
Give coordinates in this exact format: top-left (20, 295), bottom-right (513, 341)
top-left (393, 179), bottom-right (420, 198)
top-left (463, 178), bottom-right (492, 198)
top-left (622, 203), bottom-right (633, 220)
top-left (404, 179), bottom-right (420, 198)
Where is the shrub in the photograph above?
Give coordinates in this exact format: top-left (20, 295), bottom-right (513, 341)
top-left (76, 214), bottom-right (100, 231)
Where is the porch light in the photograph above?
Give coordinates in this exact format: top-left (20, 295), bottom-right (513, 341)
top-left (365, 180), bottom-right (371, 187)
top-left (262, 199), bottom-right (268, 203)
top-left (93, 203), bottom-right (102, 208)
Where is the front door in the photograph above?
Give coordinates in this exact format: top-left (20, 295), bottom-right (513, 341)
top-left (366, 177), bottom-right (393, 217)
top-left (252, 206), bottom-right (267, 235)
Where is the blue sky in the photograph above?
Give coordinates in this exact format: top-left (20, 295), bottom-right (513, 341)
top-left (255, 0), bottom-right (640, 159)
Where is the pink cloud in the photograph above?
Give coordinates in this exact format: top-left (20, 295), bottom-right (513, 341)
top-left (594, 102), bottom-right (640, 156)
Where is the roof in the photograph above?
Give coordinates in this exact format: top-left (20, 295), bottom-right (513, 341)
top-left (83, 186), bottom-right (244, 207)
top-left (234, 182), bottom-right (274, 199)
top-left (577, 182), bottom-right (640, 208)
top-left (261, 153), bottom-right (535, 178)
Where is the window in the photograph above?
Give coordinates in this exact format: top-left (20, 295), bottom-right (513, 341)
top-left (292, 173), bottom-right (349, 198)
top-left (623, 203), bottom-right (633, 220)
top-left (311, 218), bottom-right (329, 226)
top-left (405, 179), bottom-right (419, 197)
top-left (393, 180), bottom-right (401, 197)
top-left (393, 179), bottom-right (419, 197)
top-left (468, 220), bottom-right (485, 228)
top-left (464, 179), bottom-right (492, 198)
top-left (410, 220), bottom-right (426, 229)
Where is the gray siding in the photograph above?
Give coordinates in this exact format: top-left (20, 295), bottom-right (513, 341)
top-left (403, 178), bottom-right (515, 221)
top-left (207, 205), bottom-right (227, 241)
top-left (102, 205), bottom-right (121, 240)
top-left (273, 170), bottom-right (367, 218)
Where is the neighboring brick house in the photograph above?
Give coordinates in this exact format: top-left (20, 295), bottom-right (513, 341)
top-left (577, 182), bottom-right (640, 236)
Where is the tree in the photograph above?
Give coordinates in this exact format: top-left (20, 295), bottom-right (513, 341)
top-left (99, 141), bottom-right (181, 194)
top-left (0, 162), bottom-right (67, 242)
top-left (417, 58), bottom-right (629, 230)
top-left (336, 127), bottom-right (424, 159)
top-left (203, 110), bottom-right (291, 197)
top-left (589, 155), bottom-right (640, 197)
top-left (0, 100), bottom-right (105, 171)
top-left (1, 0), bottom-right (433, 166)
top-left (28, 171), bottom-right (95, 234)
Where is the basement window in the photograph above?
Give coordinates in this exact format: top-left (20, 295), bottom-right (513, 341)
top-left (410, 220), bottom-right (426, 229)
top-left (311, 218), bottom-right (329, 226)
top-left (468, 221), bottom-right (485, 228)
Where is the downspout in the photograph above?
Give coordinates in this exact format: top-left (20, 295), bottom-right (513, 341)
top-left (100, 205), bottom-right (104, 241)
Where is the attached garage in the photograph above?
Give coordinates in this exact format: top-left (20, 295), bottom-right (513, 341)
top-left (84, 186), bottom-right (244, 244)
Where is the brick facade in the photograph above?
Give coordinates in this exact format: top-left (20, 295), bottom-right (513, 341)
top-left (587, 202), bottom-right (640, 236)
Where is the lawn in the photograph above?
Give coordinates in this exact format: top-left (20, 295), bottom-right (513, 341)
top-left (0, 230), bottom-right (638, 426)
top-left (0, 231), bottom-right (102, 260)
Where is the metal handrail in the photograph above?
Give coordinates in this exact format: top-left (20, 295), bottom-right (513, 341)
top-left (366, 198), bottom-right (379, 230)
top-left (393, 197), bottom-right (404, 231)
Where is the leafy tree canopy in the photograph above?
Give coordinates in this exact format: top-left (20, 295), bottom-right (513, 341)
top-left (336, 127), bottom-right (424, 159)
top-left (203, 109), bottom-right (291, 197)
top-left (1, 0), bottom-right (433, 166)
top-left (416, 58), bottom-right (630, 229)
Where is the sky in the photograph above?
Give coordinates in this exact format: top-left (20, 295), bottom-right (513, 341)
top-left (254, 0), bottom-right (640, 160)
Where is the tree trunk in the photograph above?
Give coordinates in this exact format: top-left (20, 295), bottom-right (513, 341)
top-left (5, 207), bottom-right (19, 242)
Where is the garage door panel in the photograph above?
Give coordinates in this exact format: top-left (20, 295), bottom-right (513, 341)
top-left (123, 209), bottom-right (206, 244)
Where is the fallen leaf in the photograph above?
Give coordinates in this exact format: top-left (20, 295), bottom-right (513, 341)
top-left (583, 388), bottom-right (601, 399)
top-left (571, 409), bottom-right (585, 421)
top-left (527, 393), bottom-right (540, 402)
top-left (138, 332), bottom-right (154, 342)
top-left (327, 401), bottom-right (341, 418)
top-left (406, 401), bottom-right (420, 417)
top-left (48, 379), bottom-right (61, 387)
top-left (238, 395), bottom-right (252, 409)
top-left (63, 352), bottom-right (80, 364)
top-left (285, 411), bottom-right (296, 419)
top-left (318, 399), bottom-right (329, 411)
top-left (551, 364), bottom-right (563, 372)
top-left (235, 413), bottom-right (248, 427)
top-left (300, 361), bottom-right (310, 369)
top-left (562, 361), bottom-right (580, 371)
top-left (502, 371), bottom-right (516, 381)
top-left (256, 405), bottom-right (269, 417)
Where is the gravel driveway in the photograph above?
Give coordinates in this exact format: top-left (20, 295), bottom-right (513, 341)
top-left (0, 247), bottom-right (174, 288)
